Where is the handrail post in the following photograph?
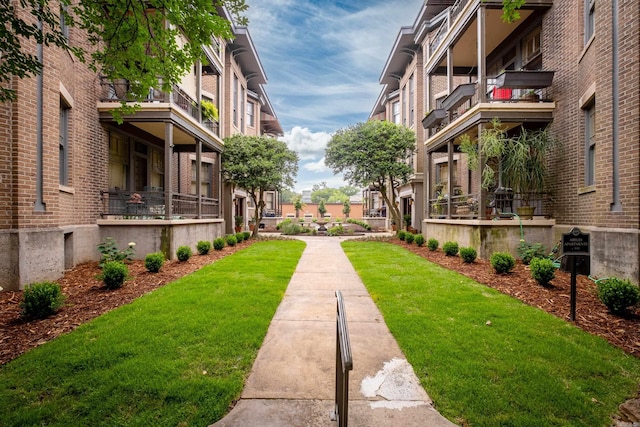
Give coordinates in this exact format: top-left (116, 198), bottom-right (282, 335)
top-left (331, 290), bottom-right (353, 427)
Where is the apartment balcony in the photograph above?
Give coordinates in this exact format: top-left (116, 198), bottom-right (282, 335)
top-left (100, 189), bottom-right (220, 219)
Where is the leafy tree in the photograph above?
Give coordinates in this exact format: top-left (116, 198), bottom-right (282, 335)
top-left (500, 0), bottom-right (526, 23)
top-left (317, 200), bottom-right (327, 218)
top-left (222, 135), bottom-right (298, 236)
top-left (311, 187), bottom-right (348, 204)
top-left (342, 199), bottom-right (351, 218)
top-left (293, 196), bottom-right (304, 218)
top-left (279, 188), bottom-right (297, 203)
top-left (325, 120), bottom-right (415, 232)
top-left (1, 0), bottom-right (247, 107)
top-left (339, 185), bottom-right (359, 197)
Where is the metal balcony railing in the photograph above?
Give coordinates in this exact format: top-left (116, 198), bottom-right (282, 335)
top-left (100, 189), bottom-right (220, 219)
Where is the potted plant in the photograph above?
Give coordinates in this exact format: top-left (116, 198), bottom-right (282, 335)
top-left (403, 214), bottom-right (412, 230)
top-left (201, 99), bottom-right (219, 122)
top-left (234, 215), bottom-right (243, 232)
top-left (248, 217), bottom-right (256, 231)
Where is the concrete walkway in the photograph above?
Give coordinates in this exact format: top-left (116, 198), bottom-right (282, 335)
top-left (211, 236), bottom-right (457, 427)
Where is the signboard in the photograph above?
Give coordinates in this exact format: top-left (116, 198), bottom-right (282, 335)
top-left (562, 227), bottom-right (590, 256)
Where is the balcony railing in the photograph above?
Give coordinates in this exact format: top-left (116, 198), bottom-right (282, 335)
top-left (429, 191), bottom-right (553, 219)
top-left (101, 190), bottom-right (220, 219)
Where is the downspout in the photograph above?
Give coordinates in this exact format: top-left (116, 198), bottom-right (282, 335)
top-left (35, 11), bottom-right (45, 211)
top-left (610, 0), bottom-right (621, 211)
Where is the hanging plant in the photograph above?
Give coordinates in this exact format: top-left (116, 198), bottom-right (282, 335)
top-left (201, 99), bottom-right (219, 122)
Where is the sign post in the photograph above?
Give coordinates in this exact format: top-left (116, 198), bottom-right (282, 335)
top-left (562, 228), bottom-right (590, 322)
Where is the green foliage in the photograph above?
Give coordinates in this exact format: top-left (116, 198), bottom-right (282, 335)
top-left (276, 218), bottom-right (292, 230)
top-left (327, 225), bottom-right (345, 236)
top-left (443, 241), bottom-right (459, 257)
top-left (597, 278), bottom-right (640, 314)
top-left (414, 234), bottom-right (425, 247)
top-left (405, 233), bottom-right (415, 244)
top-left (398, 230), bottom-right (406, 241)
top-left (100, 261), bottom-right (129, 289)
top-left (346, 218), bottom-right (371, 230)
top-left (243, 231), bottom-right (251, 241)
top-left (176, 246), bottom-right (192, 262)
top-left (20, 282), bottom-right (65, 319)
top-left (213, 237), bottom-right (226, 251)
top-left (225, 234), bottom-right (237, 247)
top-left (97, 237), bottom-right (135, 267)
top-left (530, 257), bottom-right (557, 286)
top-left (144, 252), bottom-right (165, 273)
top-left (200, 99), bottom-right (219, 122)
top-left (311, 183), bottom-right (349, 204)
top-left (234, 215), bottom-right (244, 227)
top-left (427, 238), bottom-right (439, 251)
top-left (403, 214), bottom-right (412, 227)
top-left (500, 0), bottom-right (526, 23)
top-left (279, 221), bottom-right (304, 235)
top-left (518, 241), bottom-right (546, 265)
top-left (222, 135), bottom-right (298, 234)
top-left (491, 252), bottom-right (516, 274)
top-left (459, 247), bottom-right (477, 263)
top-left (235, 232), bottom-right (245, 243)
top-left (197, 240), bottom-right (211, 255)
top-left (318, 199), bottom-right (327, 217)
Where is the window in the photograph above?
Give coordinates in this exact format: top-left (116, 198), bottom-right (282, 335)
top-left (109, 133), bottom-right (129, 190)
top-left (522, 27), bottom-right (541, 69)
top-left (59, 99), bottom-right (70, 185)
top-left (409, 74), bottom-right (415, 127)
top-left (585, 0), bottom-right (595, 43)
top-left (247, 101), bottom-right (255, 128)
top-left (402, 85), bottom-right (407, 126)
top-left (60, 5), bottom-right (69, 40)
top-left (240, 86), bottom-right (245, 132)
top-left (233, 74), bottom-right (238, 127)
top-left (191, 161), bottom-right (212, 197)
top-left (585, 101), bottom-right (596, 186)
top-left (392, 101), bottom-right (400, 124)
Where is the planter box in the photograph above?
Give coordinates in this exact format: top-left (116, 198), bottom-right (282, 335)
top-left (495, 70), bottom-right (555, 89)
top-left (422, 109), bottom-right (446, 129)
top-left (441, 83), bottom-right (476, 111)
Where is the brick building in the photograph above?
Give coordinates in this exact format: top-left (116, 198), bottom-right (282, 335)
top-left (0, 3), bottom-right (281, 290)
top-left (372, 0), bottom-right (640, 283)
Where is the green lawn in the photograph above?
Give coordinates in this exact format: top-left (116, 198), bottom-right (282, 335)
top-left (342, 240), bottom-right (640, 427)
top-left (0, 240), bottom-right (305, 427)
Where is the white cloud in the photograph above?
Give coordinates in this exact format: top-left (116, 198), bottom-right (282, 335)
top-left (303, 158), bottom-right (329, 173)
top-left (279, 126), bottom-right (332, 161)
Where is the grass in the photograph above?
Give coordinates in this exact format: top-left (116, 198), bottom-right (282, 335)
top-left (342, 241), bottom-right (640, 427)
top-left (0, 240), bottom-right (305, 427)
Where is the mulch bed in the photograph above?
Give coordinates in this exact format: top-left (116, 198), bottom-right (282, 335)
top-left (1, 236), bottom-right (639, 366)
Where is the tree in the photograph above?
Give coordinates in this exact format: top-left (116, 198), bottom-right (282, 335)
top-left (1, 0), bottom-right (247, 106)
top-left (222, 135), bottom-right (298, 236)
top-left (342, 200), bottom-right (351, 219)
top-left (317, 200), bottom-right (327, 218)
top-left (293, 196), bottom-right (304, 218)
top-left (325, 120), bottom-right (415, 232)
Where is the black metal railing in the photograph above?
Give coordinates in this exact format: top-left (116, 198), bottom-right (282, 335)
top-left (100, 190), bottom-right (220, 219)
top-left (331, 290), bottom-right (353, 427)
top-left (429, 191), bottom-right (554, 219)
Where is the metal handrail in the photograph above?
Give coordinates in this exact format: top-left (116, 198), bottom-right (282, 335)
top-left (331, 290), bottom-right (353, 427)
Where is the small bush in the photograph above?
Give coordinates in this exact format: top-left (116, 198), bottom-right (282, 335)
top-left (405, 233), bottom-right (415, 244)
top-left (427, 238), bottom-right (439, 251)
top-left (414, 234), bottom-right (425, 247)
top-left (97, 237), bottom-right (136, 267)
top-left (597, 277), bottom-right (640, 314)
top-left (197, 240), bottom-right (211, 255)
top-left (213, 237), bottom-right (225, 251)
top-left (518, 241), bottom-right (546, 265)
top-left (225, 234), bottom-right (237, 247)
top-left (176, 245), bottom-right (192, 262)
top-left (100, 261), bottom-right (129, 289)
top-left (276, 218), bottom-right (292, 230)
top-left (145, 252), bottom-right (165, 273)
top-left (443, 241), bottom-right (459, 256)
top-left (491, 252), bottom-right (516, 274)
top-left (20, 282), bottom-right (65, 319)
top-left (327, 225), bottom-right (345, 236)
top-left (243, 231), bottom-right (251, 240)
top-left (235, 232), bottom-right (245, 243)
top-left (398, 230), bottom-right (406, 241)
top-left (460, 247), bottom-right (477, 263)
top-left (530, 257), bottom-right (557, 286)
top-left (346, 218), bottom-right (371, 230)
top-left (280, 222), bottom-right (303, 235)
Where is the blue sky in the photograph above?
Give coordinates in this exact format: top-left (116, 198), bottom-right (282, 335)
top-left (245, 0), bottom-right (423, 193)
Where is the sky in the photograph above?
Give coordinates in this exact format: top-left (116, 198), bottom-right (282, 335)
top-left (245, 0), bottom-right (424, 193)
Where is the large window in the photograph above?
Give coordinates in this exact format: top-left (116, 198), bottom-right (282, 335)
top-left (191, 161), bottom-right (212, 197)
top-left (402, 85), bottom-right (407, 126)
top-left (409, 74), bottom-right (415, 127)
top-left (59, 99), bottom-right (70, 185)
top-left (109, 133), bottom-right (129, 190)
top-left (585, 0), bottom-right (595, 43)
top-left (247, 101), bottom-right (255, 128)
top-left (522, 27), bottom-right (541, 70)
top-left (584, 101), bottom-right (596, 186)
top-left (233, 74), bottom-right (238, 127)
top-left (392, 101), bottom-right (400, 124)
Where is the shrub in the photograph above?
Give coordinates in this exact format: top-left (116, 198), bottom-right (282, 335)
top-left (597, 278), bottom-right (640, 314)
top-left (20, 282), bottom-right (65, 319)
top-left (491, 252), bottom-right (516, 274)
top-left (398, 230), bottom-right (406, 241)
top-left (327, 225), bottom-right (345, 236)
top-left (460, 247), bottom-right (477, 263)
top-left (518, 241), bottom-right (546, 265)
top-left (405, 233), bottom-right (415, 244)
top-left (145, 252), bottom-right (165, 273)
top-left (243, 231), bottom-right (251, 240)
top-left (235, 232), bottom-right (245, 243)
top-left (427, 238), bottom-right (439, 251)
top-left (97, 237), bottom-right (136, 267)
top-left (176, 245), bottom-right (192, 262)
top-left (346, 218), bottom-right (371, 230)
top-left (414, 234), bottom-right (425, 247)
top-left (100, 261), bottom-right (129, 289)
top-left (280, 221), bottom-right (303, 235)
top-left (443, 241), bottom-right (459, 256)
top-left (197, 240), bottom-right (211, 255)
top-left (530, 257), bottom-right (557, 286)
top-left (225, 234), bottom-right (237, 247)
top-left (276, 218), bottom-right (292, 230)
top-left (213, 237), bottom-right (226, 251)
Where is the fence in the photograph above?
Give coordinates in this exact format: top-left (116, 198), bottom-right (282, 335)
top-left (331, 290), bottom-right (353, 427)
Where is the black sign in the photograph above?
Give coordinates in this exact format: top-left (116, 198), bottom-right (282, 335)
top-left (562, 227), bottom-right (590, 256)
